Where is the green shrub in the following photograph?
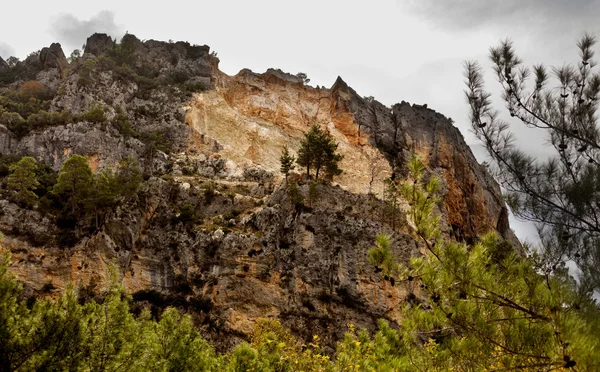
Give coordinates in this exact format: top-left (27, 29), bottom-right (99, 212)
top-left (287, 180), bottom-right (303, 209)
top-left (82, 105), bottom-right (107, 123)
top-left (26, 110), bottom-right (73, 130)
top-left (0, 112), bottom-right (28, 137)
top-left (178, 204), bottom-right (197, 224)
top-left (0, 154), bottom-right (22, 177)
top-left (183, 81), bottom-right (207, 93)
top-left (203, 182), bottom-right (216, 204)
top-left (181, 166), bottom-right (195, 176)
top-left (169, 70), bottom-right (190, 85)
top-left (112, 107), bottom-right (137, 138)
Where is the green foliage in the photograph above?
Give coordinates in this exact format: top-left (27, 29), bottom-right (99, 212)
top-left (53, 155), bottom-right (94, 216)
top-left (297, 124), bottom-right (344, 181)
top-left (279, 146), bottom-right (295, 181)
top-left (52, 154), bottom-right (142, 232)
top-left (0, 56), bottom-right (42, 85)
top-left (183, 81), bottom-right (207, 93)
top-left (7, 156), bottom-right (40, 206)
top-left (225, 319), bottom-right (329, 371)
top-left (287, 179), bottom-right (304, 209)
top-left (177, 204), bottom-right (197, 224)
top-left (0, 154), bottom-right (21, 177)
top-left (141, 130), bottom-right (174, 155)
top-left (382, 177), bottom-right (401, 230)
top-left (107, 34), bottom-right (138, 67)
top-left (399, 155), bottom-right (442, 241)
top-left (308, 180), bottom-right (319, 204)
top-left (363, 154), bottom-right (600, 371)
top-left (151, 308), bottom-right (221, 371)
top-left (67, 49), bottom-right (81, 63)
top-left (26, 110), bottom-right (74, 130)
top-left (0, 82), bottom-right (69, 137)
top-left (0, 255), bottom-right (222, 371)
top-left (464, 34), bottom-right (600, 296)
top-left (112, 107), bottom-right (138, 138)
top-left (100, 34), bottom-right (160, 98)
top-left (169, 70), bottom-right (190, 85)
top-left (0, 111), bottom-right (27, 137)
top-left (78, 59), bottom-right (97, 88)
top-left (203, 182), bottom-right (216, 205)
top-left (115, 156), bottom-right (143, 201)
top-left (81, 104), bottom-right (107, 123)
top-left (367, 234), bottom-right (396, 276)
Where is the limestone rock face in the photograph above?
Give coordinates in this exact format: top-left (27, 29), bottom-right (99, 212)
top-left (0, 34), bottom-right (519, 350)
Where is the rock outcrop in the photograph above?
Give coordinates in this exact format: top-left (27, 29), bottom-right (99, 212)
top-left (0, 56), bottom-right (8, 72)
top-left (0, 33), bottom-right (519, 351)
top-left (39, 43), bottom-right (68, 72)
top-left (83, 33), bottom-right (115, 56)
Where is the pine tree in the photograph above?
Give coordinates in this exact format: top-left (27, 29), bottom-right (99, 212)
top-left (7, 156), bottom-right (40, 207)
top-left (464, 34), bottom-right (600, 296)
top-left (361, 155), bottom-right (600, 370)
top-left (279, 146), bottom-right (295, 182)
top-left (86, 171), bottom-right (118, 229)
top-left (53, 155), bottom-right (93, 216)
top-left (297, 124), bottom-right (343, 181)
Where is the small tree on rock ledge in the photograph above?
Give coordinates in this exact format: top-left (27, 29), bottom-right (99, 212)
top-left (279, 146), bottom-right (295, 182)
top-left (297, 124), bottom-right (343, 182)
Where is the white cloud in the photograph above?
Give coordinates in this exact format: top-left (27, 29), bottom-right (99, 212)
top-left (0, 43), bottom-right (15, 59)
top-left (49, 10), bottom-right (124, 51)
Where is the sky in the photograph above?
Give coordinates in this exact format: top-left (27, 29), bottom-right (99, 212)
top-left (2, 0), bottom-right (600, 243)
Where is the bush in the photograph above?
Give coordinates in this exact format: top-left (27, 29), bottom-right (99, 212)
top-left (111, 108), bottom-right (137, 138)
top-left (287, 180), bottom-right (303, 209)
top-left (82, 105), bottom-right (107, 123)
top-left (26, 110), bottom-right (73, 130)
top-left (181, 166), bottom-right (195, 176)
top-left (0, 112), bottom-right (27, 137)
top-left (18, 81), bottom-right (51, 100)
top-left (169, 70), bottom-right (190, 85)
top-left (0, 154), bottom-right (22, 177)
top-left (178, 204), bottom-right (197, 224)
top-left (203, 182), bottom-right (216, 204)
top-left (183, 81), bottom-right (206, 93)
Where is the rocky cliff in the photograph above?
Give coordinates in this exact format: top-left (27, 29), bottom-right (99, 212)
top-left (0, 33), bottom-right (518, 350)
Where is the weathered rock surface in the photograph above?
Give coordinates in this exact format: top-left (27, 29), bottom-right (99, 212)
top-left (0, 56), bottom-right (8, 72)
top-left (39, 43), bottom-right (68, 72)
top-left (83, 33), bottom-right (115, 56)
top-left (0, 34), bottom-right (519, 350)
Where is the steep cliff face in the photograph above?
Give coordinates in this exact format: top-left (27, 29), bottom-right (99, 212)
top-left (0, 34), bottom-right (517, 350)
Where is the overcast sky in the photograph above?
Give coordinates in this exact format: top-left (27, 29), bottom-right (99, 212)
top-left (2, 0), bottom-right (600, 242)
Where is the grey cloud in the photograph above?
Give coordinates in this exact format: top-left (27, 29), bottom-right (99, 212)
top-left (49, 10), bottom-right (124, 49)
top-left (403, 0), bottom-right (600, 32)
top-left (0, 42), bottom-right (15, 59)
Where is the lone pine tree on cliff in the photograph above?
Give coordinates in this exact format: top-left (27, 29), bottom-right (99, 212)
top-left (464, 33), bottom-right (600, 296)
top-left (296, 124), bottom-right (343, 181)
top-left (279, 146), bottom-right (295, 182)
